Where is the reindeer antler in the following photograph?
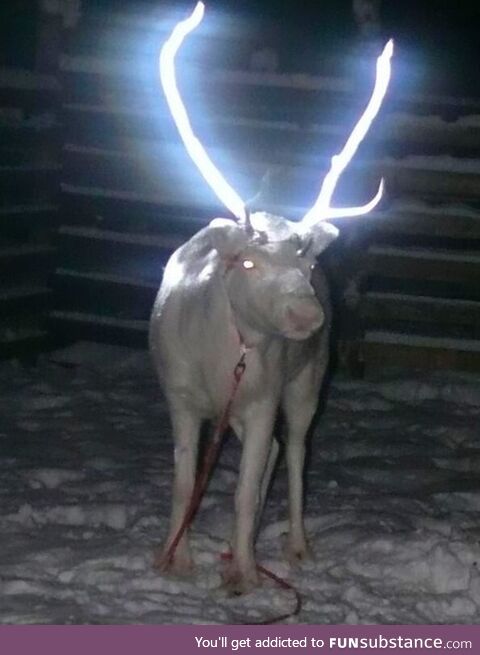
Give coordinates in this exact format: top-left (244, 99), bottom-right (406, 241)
top-left (160, 1), bottom-right (247, 222)
top-left (300, 39), bottom-right (393, 228)
top-left (160, 3), bottom-right (393, 230)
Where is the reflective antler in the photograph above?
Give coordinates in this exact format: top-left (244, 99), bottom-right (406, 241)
top-left (300, 39), bottom-right (394, 228)
top-left (160, 4), bottom-right (393, 230)
top-left (160, 2), bottom-right (247, 222)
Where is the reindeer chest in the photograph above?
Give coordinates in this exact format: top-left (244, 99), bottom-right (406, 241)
top-left (195, 336), bottom-right (285, 418)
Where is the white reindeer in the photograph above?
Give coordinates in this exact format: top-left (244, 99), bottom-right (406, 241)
top-left (150, 2), bottom-right (393, 593)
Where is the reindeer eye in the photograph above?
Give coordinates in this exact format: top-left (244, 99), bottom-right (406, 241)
top-left (242, 260), bottom-right (255, 270)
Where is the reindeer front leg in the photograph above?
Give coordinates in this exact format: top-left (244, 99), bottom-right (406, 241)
top-left (154, 399), bottom-right (201, 575)
top-left (225, 401), bottom-right (276, 594)
top-left (283, 360), bottom-right (326, 563)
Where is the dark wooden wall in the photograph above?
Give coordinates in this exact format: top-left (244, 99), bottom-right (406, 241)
top-left (0, 67), bottom-right (59, 359)
top-left (2, 2), bottom-right (480, 373)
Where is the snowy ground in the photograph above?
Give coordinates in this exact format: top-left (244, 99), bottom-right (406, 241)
top-left (1, 342), bottom-right (480, 625)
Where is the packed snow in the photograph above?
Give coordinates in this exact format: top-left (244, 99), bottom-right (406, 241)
top-left (1, 342), bottom-right (480, 624)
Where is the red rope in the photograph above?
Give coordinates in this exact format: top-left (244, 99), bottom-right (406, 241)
top-left (160, 352), bottom-right (247, 567)
top-left (220, 552), bottom-right (302, 624)
top-left (158, 349), bottom-right (302, 624)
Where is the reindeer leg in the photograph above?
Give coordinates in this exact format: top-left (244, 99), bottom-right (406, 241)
top-left (231, 419), bottom-right (280, 534)
top-left (282, 365), bottom-right (323, 563)
top-left (225, 402), bottom-right (276, 594)
top-left (257, 437), bottom-right (280, 529)
top-left (154, 401), bottom-right (201, 575)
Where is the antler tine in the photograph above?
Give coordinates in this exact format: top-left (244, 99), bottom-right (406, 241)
top-left (160, 2), bottom-right (247, 223)
top-left (301, 39), bottom-right (394, 229)
top-left (242, 207), bottom-right (255, 237)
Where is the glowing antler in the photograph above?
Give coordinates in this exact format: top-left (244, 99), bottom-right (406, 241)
top-left (301, 39), bottom-right (394, 228)
top-left (161, 4), bottom-right (392, 229)
top-left (160, 1), bottom-right (246, 221)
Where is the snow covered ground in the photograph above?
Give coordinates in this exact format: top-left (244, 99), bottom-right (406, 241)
top-left (1, 342), bottom-right (480, 625)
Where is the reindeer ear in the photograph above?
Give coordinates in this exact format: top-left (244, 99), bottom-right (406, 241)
top-left (208, 218), bottom-right (249, 257)
top-left (310, 221), bottom-right (339, 256)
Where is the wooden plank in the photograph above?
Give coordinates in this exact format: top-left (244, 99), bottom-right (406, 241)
top-left (367, 245), bottom-right (480, 284)
top-left (366, 274), bottom-right (480, 304)
top-left (362, 331), bottom-right (480, 373)
top-left (68, 4), bottom-right (254, 39)
top-left (0, 173), bottom-right (59, 207)
top-left (0, 125), bottom-right (60, 151)
top-left (56, 268), bottom-right (158, 290)
top-left (369, 205), bottom-right (480, 240)
top-left (377, 115), bottom-right (480, 153)
top-left (0, 286), bottom-right (52, 315)
top-left (0, 68), bottom-right (59, 92)
top-left (56, 229), bottom-right (171, 280)
top-left (59, 180), bottom-right (347, 230)
top-left (65, 15), bottom-right (257, 71)
top-left (0, 245), bottom-right (55, 280)
top-left (62, 139), bottom-right (480, 205)
top-left (0, 58), bottom-right (59, 359)
top-left (61, 54), bottom-right (352, 89)
top-left (0, 164), bottom-right (60, 179)
top-left (0, 204), bottom-right (58, 218)
top-left (51, 310), bottom-right (147, 332)
top-left (0, 163), bottom-right (60, 174)
top-left (50, 310), bottom-right (148, 348)
top-left (60, 183), bottom-right (225, 226)
top-left (61, 102), bottom-right (480, 156)
top-left (0, 165), bottom-right (60, 202)
top-left (385, 163), bottom-right (480, 201)
top-left (60, 54), bottom-right (480, 117)
top-left (62, 139), bottom-right (330, 180)
top-left (60, 141), bottom-right (386, 214)
top-left (0, 244), bottom-right (55, 259)
top-left (61, 70), bottom-right (364, 132)
top-left (362, 292), bottom-right (480, 328)
top-left (0, 204), bottom-right (59, 238)
top-left (58, 225), bottom-right (184, 251)
top-left (59, 190), bottom-right (204, 238)
top-left (61, 105), bottom-right (349, 166)
top-left (0, 68), bottom-right (59, 110)
top-left (53, 271), bottom-right (157, 321)
top-left (0, 329), bottom-right (51, 361)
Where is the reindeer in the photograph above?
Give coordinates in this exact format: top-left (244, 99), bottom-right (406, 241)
top-left (150, 2), bottom-right (393, 594)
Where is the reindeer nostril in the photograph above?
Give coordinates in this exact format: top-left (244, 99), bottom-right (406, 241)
top-left (286, 305), bottom-right (323, 333)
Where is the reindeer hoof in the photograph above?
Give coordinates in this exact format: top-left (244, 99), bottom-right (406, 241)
top-left (223, 564), bottom-right (259, 596)
top-left (153, 546), bottom-right (194, 576)
top-left (286, 539), bottom-right (314, 566)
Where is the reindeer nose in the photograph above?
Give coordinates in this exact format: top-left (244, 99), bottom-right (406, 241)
top-left (284, 299), bottom-right (324, 338)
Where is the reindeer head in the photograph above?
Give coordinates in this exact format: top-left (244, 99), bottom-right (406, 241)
top-left (159, 3), bottom-right (393, 341)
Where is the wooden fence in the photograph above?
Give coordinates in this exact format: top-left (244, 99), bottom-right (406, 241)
top-left (4, 2), bottom-right (480, 373)
top-left (0, 67), bottom-right (60, 359)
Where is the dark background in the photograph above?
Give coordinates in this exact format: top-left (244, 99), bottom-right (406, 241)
top-left (0, 1), bottom-right (478, 95)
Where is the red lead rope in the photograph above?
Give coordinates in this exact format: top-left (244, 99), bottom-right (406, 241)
top-left (160, 349), bottom-right (302, 624)
top-left (161, 352), bottom-right (247, 566)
